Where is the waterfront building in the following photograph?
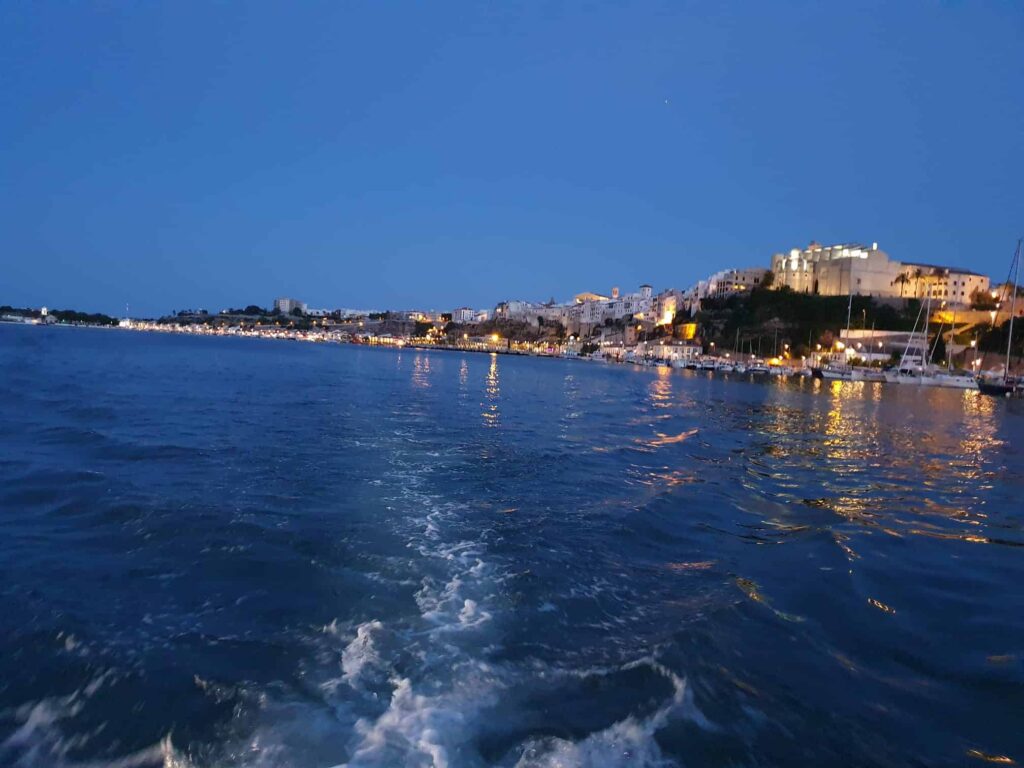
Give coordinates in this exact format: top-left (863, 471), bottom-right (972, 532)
top-left (274, 297), bottom-right (307, 314)
top-left (612, 284), bottom-right (654, 319)
top-left (705, 268), bottom-right (770, 298)
top-left (838, 329), bottom-right (927, 366)
top-left (494, 300), bottom-right (542, 321)
top-left (451, 307), bottom-right (476, 324)
top-left (680, 267), bottom-right (766, 307)
top-left (771, 242), bottom-right (899, 297)
top-left (653, 289), bottom-right (683, 326)
top-left (897, 263), bottom-right (989, 305)
top-left (770, 241), bottom-right (989, 307)
top-left (573, 291), bottom-right (610, 304)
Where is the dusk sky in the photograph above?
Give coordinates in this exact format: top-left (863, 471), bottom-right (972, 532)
top-left (2, 2), bottom-right (1022, 317)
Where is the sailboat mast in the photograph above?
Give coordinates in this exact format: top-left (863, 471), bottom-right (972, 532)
top-left (1005, 239), bottom-right (1022, 382)
top-left (845, 280), bottom-right (853, 345)
top-left (923, 293), bottom-right (932, 373)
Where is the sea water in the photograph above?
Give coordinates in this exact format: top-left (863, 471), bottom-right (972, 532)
top-left (1, 325), bottom-right (1022, 767)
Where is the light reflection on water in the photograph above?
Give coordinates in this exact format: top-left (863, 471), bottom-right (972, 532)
top-left (482, 353), bottom-right (500, 428)
top-left (2, 332), bottom-right (1021, 768)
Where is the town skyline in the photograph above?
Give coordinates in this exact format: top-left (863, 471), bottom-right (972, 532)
top-left (4, 3), bottom-right (1023, 317)
top-left (6, 236), bottom-right (1015, 322)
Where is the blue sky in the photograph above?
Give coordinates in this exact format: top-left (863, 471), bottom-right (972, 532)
top-left (2, 2), bottom-right (1022, 317)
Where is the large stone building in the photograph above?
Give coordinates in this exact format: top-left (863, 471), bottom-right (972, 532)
top-left (771, 242), bottom-right (899, 298)
top-left (770, 242), bottom-right (988, 307)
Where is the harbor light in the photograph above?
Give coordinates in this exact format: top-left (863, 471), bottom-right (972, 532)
top-left (490, 333), bottom-right (500, 342)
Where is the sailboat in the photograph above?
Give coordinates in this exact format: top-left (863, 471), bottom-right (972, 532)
top-left (978, 239), bottom-right (1022, 397)
top-left (885, 281), bottom-right (979, 389)
top-left (813, 271), bottom-right (863, 380)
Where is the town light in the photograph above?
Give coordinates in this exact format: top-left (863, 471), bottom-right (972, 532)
top-left (970, 339), bottom-right (976, 348)
top-left (490, 333), bottom-right (500, 342)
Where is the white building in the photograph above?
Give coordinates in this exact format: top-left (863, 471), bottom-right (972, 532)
top-left (897, 263), bottom-right (989, 305)
top-left (274, 297), bottom-right (307, 314)
top-left (707, 268), bottom-right (769, 297)
top-left (770, 241), bottom-right (990, 307)
top-left (494, 300), bottom-right (542, 321)
top-left (771, 242), bottom-right (899, 297)
top-left (451, 307), bottom-right (476, 324)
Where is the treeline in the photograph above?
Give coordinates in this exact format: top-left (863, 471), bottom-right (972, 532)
top-left (0, 306), bottom-right (119, 325)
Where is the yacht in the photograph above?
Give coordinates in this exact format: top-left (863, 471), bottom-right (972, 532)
top-left (812, 363), bottom-right (863, 381)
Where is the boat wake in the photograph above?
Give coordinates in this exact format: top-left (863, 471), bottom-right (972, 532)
top-left (1, 447), bottom-right (698, 768)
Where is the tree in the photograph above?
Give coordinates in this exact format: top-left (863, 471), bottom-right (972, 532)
top-left (290, 306), bottom-right (304, 317)
top-left (413, 320), bottom-right (433, 337)
top-left (892, 273), bottom-right (910, 297)
top-left (970, 288), bottom-right (997, 310)
top-left (761, 270), bottom-right (775, 289)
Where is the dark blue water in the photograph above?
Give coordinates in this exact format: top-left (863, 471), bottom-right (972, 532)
top-left (1, 325), bottom-right (1022, 767)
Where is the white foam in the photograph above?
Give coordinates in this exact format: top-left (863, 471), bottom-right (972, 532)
top-left (340, 621), bottom-right (386, 686)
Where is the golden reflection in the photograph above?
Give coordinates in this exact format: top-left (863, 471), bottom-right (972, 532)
top-left (867, 597), bottom-right (896, 615)
top-left (647, 371), bottom-right (673, 409)
top-left (638, 428), bottom-right (699, 448)
top-left (482, 353), bottom-right (500, 428)
top-left (411, 353), bottom-right (432, 389)
top-left (965, 749), bottom-right (1016, 764)
top-left (736, 577), bottom-right (804, 622)
top-left (833, 531), bottom-right (860, 561)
